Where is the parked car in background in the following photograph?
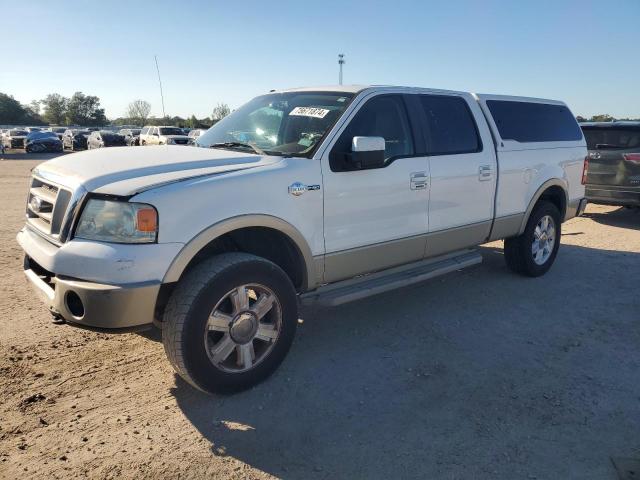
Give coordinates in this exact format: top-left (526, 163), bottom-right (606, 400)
top-left (2, 129), bottom-right (28, 149)
top-left (581, 121), bottom-right (640, 208)
top-left (119, 128), bottom-right (141, 146)
top-left (62, 129), bottom-right (90, 151)
top-left (48, 127), bottom-right (67, 140)
top-left (139, 126), bottom-right (190, 146)
top-left (17, 85), bottom-right (587, 394)
top-left (25, 131), bottom-right (63, 153)
top-left (187, 128), bottom-right (207, 144)
top-left (87, 130), bottom-right (126, 149)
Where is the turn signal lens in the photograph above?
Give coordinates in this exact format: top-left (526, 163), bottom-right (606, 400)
top-left (581, 156), bottom-right (589, 185)
top-left (136, 207), bottom-right (158, 232)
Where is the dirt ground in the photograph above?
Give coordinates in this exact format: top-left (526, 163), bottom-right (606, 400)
top-left (1, 156), bottom-right (639, 479)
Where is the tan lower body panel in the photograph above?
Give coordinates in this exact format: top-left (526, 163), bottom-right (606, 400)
top-left (425, 221), bottom-right (492, 258)
top-left (488, 213), bottom-right (525, 241)
top-left (322, 220), bottom-right (497, 284)
top-left (323, 234), bottom-right (427, 284)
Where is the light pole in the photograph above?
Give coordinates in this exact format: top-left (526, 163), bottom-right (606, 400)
top-left (338, 54), bottom-right (345, 85)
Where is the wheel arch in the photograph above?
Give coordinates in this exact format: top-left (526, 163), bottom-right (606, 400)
top-left (518, 179), bottom-right (568, 235)
top-left (162, 214), bottom-right (318, 292)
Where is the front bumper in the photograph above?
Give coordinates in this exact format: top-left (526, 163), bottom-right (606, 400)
top-left (586, 186), bottom-right (640, 207)
top-left (24, 255), bottom-right (160, 329)
top-left (17, 226), bottom-right (183, 329)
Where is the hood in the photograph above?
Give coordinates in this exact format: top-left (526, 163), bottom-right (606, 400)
top-left (162, 134), bottom-right (190, 140)
top-left (34, 145), bottom-right (282, 196)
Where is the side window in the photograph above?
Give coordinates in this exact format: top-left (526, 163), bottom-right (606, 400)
top-left (486, 100), bottom-right (583, 143)
top-left (141, 127), bottom-right (147, 135)
top-left (330, 95), bottom-right (414, 171)
top-left (419, 95), bottom-right (481, 155)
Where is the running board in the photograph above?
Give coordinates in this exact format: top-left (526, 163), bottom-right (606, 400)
top-left (300, 249), bottom-right (482, 307)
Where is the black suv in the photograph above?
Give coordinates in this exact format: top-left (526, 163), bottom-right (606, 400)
top-left (581, 121), bottom-right (640, 208)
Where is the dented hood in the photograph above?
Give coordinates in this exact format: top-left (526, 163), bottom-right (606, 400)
top-left (34, 145), bottom-right (283, 196)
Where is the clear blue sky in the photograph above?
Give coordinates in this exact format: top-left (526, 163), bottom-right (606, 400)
top-left (2, 0), bottom-right (639, 119)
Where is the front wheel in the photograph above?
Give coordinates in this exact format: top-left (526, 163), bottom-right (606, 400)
top-left (162, 253), bottom-right (298, 394)
top-left (504, 200), bottom-right (561, 277)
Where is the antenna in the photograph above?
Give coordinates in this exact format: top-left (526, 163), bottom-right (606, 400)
top-left (338, 54), bottom-right (345, 85)
top-left (154, 55), bottom-right (166, 119)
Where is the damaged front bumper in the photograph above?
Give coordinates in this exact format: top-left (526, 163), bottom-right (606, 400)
top-left (24, 255), bottom-right (160, 329)
top-left (17, 226), bottom-right (182, 330)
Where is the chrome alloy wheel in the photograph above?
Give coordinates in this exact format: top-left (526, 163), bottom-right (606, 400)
top-left (532, 215), bottom-right (556, 265)
top-left (204, 284), bottom-right (282, 373)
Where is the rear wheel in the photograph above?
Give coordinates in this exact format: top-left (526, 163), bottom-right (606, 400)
top-left (162, 253), bottom-right (298, 394)
top-left (504, 201), bottom-right (561, 277)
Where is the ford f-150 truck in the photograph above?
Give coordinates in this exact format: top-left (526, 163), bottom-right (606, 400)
top-left (17, 85), bottom-right (588, 394)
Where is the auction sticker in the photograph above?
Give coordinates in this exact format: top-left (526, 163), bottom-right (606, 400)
top-left (289, 107), bottom-right (330, 118)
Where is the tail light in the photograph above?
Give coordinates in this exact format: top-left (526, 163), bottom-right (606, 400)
top-left (581, 156), bottom-right (589, 185)
top-left (623, 153), bottom-right (640, 163)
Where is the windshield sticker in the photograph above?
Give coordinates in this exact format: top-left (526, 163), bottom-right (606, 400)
top-left (289, 107), bottom-right (330, 119)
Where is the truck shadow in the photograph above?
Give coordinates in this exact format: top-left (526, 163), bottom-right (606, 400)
top-left (583, 205), bottom-right (640, 230)
top-left (170, 243), bottom-right (640, 479)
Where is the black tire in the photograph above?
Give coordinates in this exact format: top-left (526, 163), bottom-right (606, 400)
top-left (504, 200), bottom-right (561, 277)
top-left (162, 252), bottom-right (298, 394)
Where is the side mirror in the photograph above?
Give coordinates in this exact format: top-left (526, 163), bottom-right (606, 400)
top-left (349, 136), bottom-right (385, 169)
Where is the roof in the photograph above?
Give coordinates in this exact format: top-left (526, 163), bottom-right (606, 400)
top-left (276, 85), bottom-right (370, 94)
top-left (272, 85), bottom-right (567, 105)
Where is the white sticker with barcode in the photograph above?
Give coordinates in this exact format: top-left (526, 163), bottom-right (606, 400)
top-left (289, 107), bottom-right (330, 119)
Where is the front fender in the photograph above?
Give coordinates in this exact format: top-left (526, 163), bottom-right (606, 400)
top-left (162, 214), bottom-right (319, 291)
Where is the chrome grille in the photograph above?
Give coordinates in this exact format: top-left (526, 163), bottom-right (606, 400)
top-left (26, 177), bottom-right (72, 239)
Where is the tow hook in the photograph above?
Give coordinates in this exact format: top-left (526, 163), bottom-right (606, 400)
top-left (49, 310), bottom-right (65, 325)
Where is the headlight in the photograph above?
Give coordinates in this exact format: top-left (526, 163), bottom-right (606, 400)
top-left (75, 199), bottom-right (158, 243)
top-left (167, 138), bottom-right (175, 145)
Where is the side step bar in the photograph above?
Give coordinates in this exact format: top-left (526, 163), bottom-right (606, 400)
top-left (300, 248), bottom-right (482, 307)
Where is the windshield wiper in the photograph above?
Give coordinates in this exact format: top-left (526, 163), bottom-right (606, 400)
top-left (209, 142), bottom-right (266, 155)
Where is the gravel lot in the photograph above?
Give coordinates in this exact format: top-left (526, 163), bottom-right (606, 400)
top-left (1, 154), bottom-right (639, 479)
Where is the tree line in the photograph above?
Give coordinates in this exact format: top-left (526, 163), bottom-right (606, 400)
top-left (0, 92), bottom-right (107, 126)
top-left (113, 101), bottom-right (230, 128)
top-left (0, 92), bottom-right (230, 128)
top-left (576, 114), bottom-right (640, 122)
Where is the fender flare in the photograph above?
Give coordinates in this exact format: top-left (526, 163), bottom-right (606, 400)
top-left (162, 214), bottom-right (317, 290)
top-left (518, 178), bottom-right (568, 234)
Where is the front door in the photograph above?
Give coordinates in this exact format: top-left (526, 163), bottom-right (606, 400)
top-left (321, 93), bottom-right (429, 283)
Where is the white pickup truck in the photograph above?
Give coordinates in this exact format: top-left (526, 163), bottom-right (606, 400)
top-left (17, 85), bottom-right (588, 394)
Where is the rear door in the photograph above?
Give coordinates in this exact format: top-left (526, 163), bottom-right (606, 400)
top-left (415, 93), bottom-right (497, 257)
top-left (582, 125), bottom-right (640, 188)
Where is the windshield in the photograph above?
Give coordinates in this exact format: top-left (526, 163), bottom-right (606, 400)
top-left (10, 130), bottom-right (27, 136)
top-left (159, 127), bottom-right (184, 136)
top-left (582, 127), bottom-right (640, 150)
top-left (196, 91), bottom-right (355, 156)
top-left (52, 128), bottom-right (66, 133)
